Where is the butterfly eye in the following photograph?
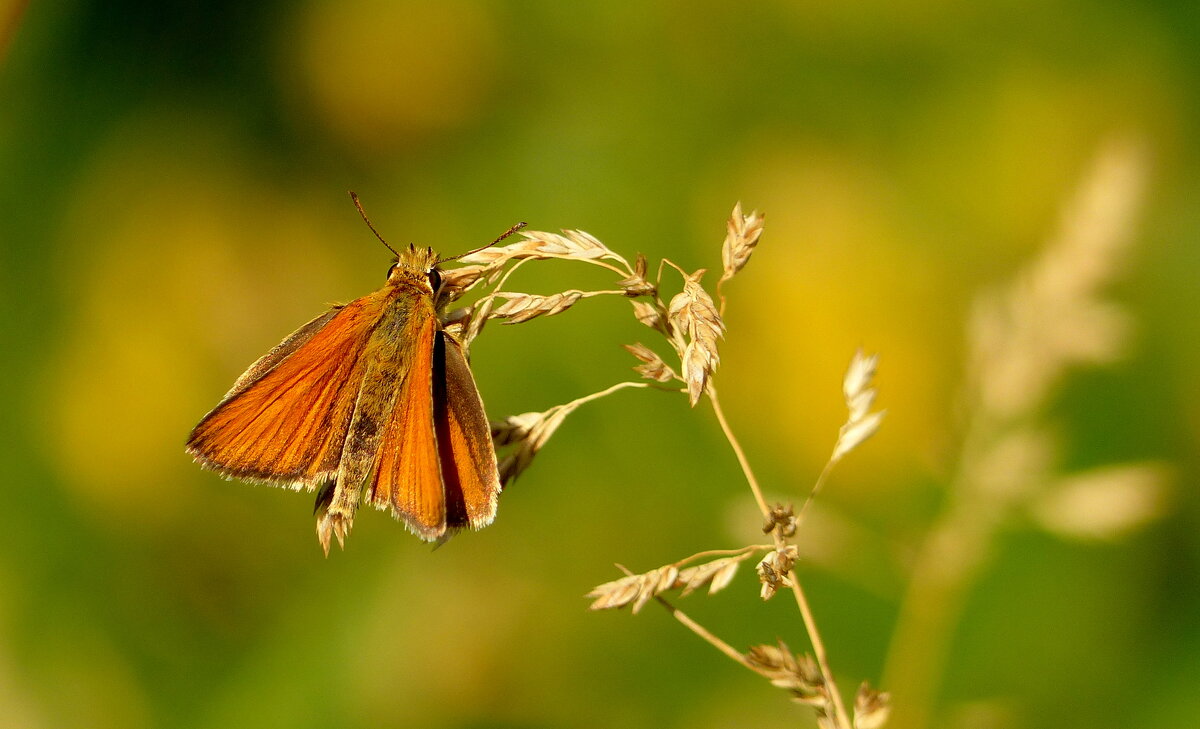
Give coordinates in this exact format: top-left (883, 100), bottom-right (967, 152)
top-left (427, 268), bottom-right (442, 291)
top-left (385, 264), bottom-right (397, 280)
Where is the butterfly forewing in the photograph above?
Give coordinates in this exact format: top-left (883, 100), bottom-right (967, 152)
top-left (186, 296), bottom-right (385, 484)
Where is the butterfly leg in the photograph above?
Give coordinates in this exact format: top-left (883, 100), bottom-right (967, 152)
top-left (315, 404), bottom-right (385, 556)
top-left (314, 484), bottom-right (346, 556)
top-left (315, 474), bottom-right (365, 556)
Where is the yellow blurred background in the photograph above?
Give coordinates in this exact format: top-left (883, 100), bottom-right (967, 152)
top-left (1, 1), bottom-right (1197, 727)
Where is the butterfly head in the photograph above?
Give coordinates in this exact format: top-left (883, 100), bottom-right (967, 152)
top-left (386, 243), bottom-right (443, 296)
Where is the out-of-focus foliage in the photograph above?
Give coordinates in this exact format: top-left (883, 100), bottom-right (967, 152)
top-left (0, 1), bottom-right (1197, 728)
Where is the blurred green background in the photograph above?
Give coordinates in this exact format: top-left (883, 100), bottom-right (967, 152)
top-left (1, 1), bottom-right (1197, 727)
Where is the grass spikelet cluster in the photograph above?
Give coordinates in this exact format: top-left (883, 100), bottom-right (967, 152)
top-left (436, 143), bottom-right (1162, 726)
top-left (439, 203), bottom-right (884, 728)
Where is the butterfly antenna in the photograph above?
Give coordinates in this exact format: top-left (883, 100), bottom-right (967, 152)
top-left (349, 191), bottom-right (401, 258)
top-left (437, 221), bottom-right (527, 264)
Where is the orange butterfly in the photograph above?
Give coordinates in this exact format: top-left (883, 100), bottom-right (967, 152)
top-left (187, 193), bottom-right (523, 554)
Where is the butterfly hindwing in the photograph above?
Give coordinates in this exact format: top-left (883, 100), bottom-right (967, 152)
top-left (435, 331), bottom-right (501, 531)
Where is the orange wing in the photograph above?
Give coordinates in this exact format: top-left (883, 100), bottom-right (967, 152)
top-left (186, 295), bottom-right (384, 487)
top-left (435, 331), bottom-right (500, 531)
top-left (363, 302), bottom-right (447, 540)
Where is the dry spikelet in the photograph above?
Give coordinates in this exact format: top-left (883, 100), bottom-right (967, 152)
top-left (521, 229), bottom-right (628, 264)
top-left (586, 565), bottom-right (680, 613)
top-left (745, 640), bottom-right (827, 703)
top-left (623, 343), bottom-right (678, 383)
top-left (586, 555), bottom-right (747, 612)
top-left (831, 349), bottom-right (885, 463)
top-left (853, 682), bottom-right (892, 729)
top-left (456, 229), bottom-right (628, 271)
top-left (454, 247), bottom-right (510, 266)
top-left (719, 201), bottom-right (765, 286)
top-left (551, 230), bottom-right (617, 259)
top-left (461, 241), bottom-right (530, 267)
top-left (667, 269), bottom-right (725, 405)
top-left (616, 252), bottom-right (657, 297)
top-left (492, 407), bottom-right (571, 486)
top-left (675, 556), bottom-right (744, 597)
top-left (490, 290), bottom-right (584, 323)
top-left (762, 503), bottom-right (798, 537)
top-left (490, 411), bottom-right (543, 448)
top-left (519, 230), bottom-right (595, 257)
top-left (438, 264), bottom-right (488, 301)
top-left (630, 299), bottom-right (669, 334)
top-left (682, 342), bottom-right (710, 404)
top-left (756, 545), bottom-right (798, 600)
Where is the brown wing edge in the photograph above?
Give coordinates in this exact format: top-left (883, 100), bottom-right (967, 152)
top-left (434, 330), bottom-right (501, 533)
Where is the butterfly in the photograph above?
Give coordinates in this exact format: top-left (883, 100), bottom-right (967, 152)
top-left (187, 193), bottom-right (523, 554)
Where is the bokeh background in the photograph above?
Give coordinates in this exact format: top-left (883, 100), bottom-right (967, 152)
top-left (1, 1), bottom-right (1197, 727)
